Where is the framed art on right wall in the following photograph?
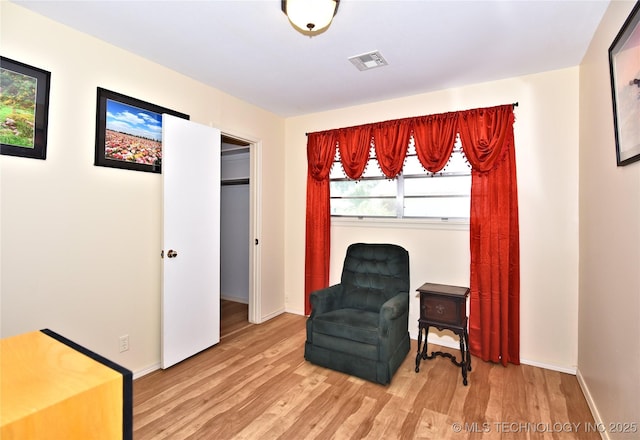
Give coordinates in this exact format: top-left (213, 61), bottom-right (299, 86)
top-left (609, 1), bottom-right (640, 166)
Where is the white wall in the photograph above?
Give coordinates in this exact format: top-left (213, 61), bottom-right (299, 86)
top-left (0, 3), bottom-right (286, 375)
top-left (285, 68), bottom-right (581, 372)
top-left (578, 1), bottom-right (640, 437)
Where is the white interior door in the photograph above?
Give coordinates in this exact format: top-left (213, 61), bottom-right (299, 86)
top-left (161, 114), bottom-right (221, 369)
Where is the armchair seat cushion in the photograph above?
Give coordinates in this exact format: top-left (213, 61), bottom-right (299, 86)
top-left (312, 308), bottom-right (379, 345)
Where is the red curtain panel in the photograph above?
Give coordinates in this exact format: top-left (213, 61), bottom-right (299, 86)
top-left (304, 131), bottom-right (336, 315)
top-left (458, 105), bottom-right (520, 366)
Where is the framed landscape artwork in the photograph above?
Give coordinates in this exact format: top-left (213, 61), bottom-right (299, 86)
top-left (609, 1), bottom-right (640, 166)
top-left (0, 57), bottom-right (51, 160)
top-left (95, 87), bottom-right (189, 173)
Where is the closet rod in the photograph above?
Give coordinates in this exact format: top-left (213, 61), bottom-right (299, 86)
top-left (221, 178), bottom-right (249, 186)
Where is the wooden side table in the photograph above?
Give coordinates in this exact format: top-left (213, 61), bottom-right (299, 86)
top-left (415, 282), bottom-right (471, 385)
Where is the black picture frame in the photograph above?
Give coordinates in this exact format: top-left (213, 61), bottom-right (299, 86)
top-left (609, 1), bottom-right (640, 166)
top-left (95, 87), bottom-right (189, 173)
top-left (0, 57), bottom-right (51, 160)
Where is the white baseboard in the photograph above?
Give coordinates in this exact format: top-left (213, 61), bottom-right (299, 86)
top-left (284, 307), bottom-right (306, 316)
top-left (519, 358), bottom-right (576, 375)
top-left (221, 295), bottom-right (249, 304)
top-left (576, 368), bottom-right (608, 440)
top-left (259, 307), bottom-right (286, 322)
top-left (133, 362), bottom-right (160, 379)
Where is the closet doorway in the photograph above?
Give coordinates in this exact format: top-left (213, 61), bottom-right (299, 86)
top-left (220, 134), bottom-right (259, 338)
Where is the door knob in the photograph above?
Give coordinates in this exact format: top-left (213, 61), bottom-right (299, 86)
top-left (167, 250), bottom-right (178, 258)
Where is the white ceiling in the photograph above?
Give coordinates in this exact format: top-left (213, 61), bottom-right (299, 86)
top-left (11, 0), bottom-right (610, 117)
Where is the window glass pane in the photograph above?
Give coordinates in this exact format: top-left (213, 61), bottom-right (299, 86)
top-left (331, 197), bottom-right (396, 217)
top-left (404, 175), bottom-right (471, 196)
top-left (403, 154), bottom-right (426, 175)
top-left (404, 196), bottom-right (470, 219)
top-left (330, 179), bottom-right (396, 197)
top-left (361, 158), bottom-right (385, 178)
top-left (444, 150), bottom-right (470, 173)
top-left (329, 162), bottom-right (345, 179)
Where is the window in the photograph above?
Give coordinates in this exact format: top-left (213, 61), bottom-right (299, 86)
top-left (329, 137), bottom-right (471, 220)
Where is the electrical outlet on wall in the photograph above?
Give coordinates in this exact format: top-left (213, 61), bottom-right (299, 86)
top-left (119, 334), bottom-right (129, 352)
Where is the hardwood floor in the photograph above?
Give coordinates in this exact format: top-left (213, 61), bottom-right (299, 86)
top-left (220, 299), bottom-right (252, 339)
top-left (133, 308), bottom-right (598, 439)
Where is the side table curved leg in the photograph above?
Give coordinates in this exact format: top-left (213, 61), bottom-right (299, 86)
top-left (459, 328), bottom-right (468, 386)
top-left (415, 324), bottom-right (429, 373)
top-left (415, 325), bottom-right (423, 372)
top-left (464, 327), bottom-right (472, 372)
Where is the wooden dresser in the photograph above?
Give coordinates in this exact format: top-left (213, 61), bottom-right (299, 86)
top-left (1, 329), bottom-right (132, 439)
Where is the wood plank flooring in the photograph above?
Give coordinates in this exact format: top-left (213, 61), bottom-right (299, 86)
top-left (133, 304), bottom-right (598, 439)
top-left (220, 299), bottom-right (252, 339)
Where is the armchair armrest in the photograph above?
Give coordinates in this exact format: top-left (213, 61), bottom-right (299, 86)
top-left (309, 284), bottom-right (344, 317)
top-left (378, 291), bottom-right (410, 363)
top-left (380, 291), bottom-right (409, 321)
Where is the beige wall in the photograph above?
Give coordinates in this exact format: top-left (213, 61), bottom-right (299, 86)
top-left (285, 67), bottom-right (581, 372)
top-left (578, 1), bottom-right (640, 437)
top-left (0, 3), bottom-right (286, 375)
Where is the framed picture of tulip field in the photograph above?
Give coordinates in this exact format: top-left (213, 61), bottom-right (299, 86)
top-left (94, 87), bottom-right (189, 173)
top-left (0, 56), bottom-right (51, 160)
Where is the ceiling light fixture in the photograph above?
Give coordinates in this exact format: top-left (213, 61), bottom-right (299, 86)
top-left (281, 0), bottom-right (340, 35)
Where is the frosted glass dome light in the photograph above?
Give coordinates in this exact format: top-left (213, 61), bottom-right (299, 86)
top-left (283, 0), bottom-right (339, 34)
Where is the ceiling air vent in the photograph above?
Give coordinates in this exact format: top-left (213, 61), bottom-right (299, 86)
top-left (348, 50), bottom-right (388, 71)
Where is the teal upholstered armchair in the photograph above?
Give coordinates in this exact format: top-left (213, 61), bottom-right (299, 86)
top-left (304, 243), bottom-right (410, 385)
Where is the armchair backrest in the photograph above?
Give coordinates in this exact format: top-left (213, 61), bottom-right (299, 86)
top-left (340, 243), bottom-right (410, 312)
